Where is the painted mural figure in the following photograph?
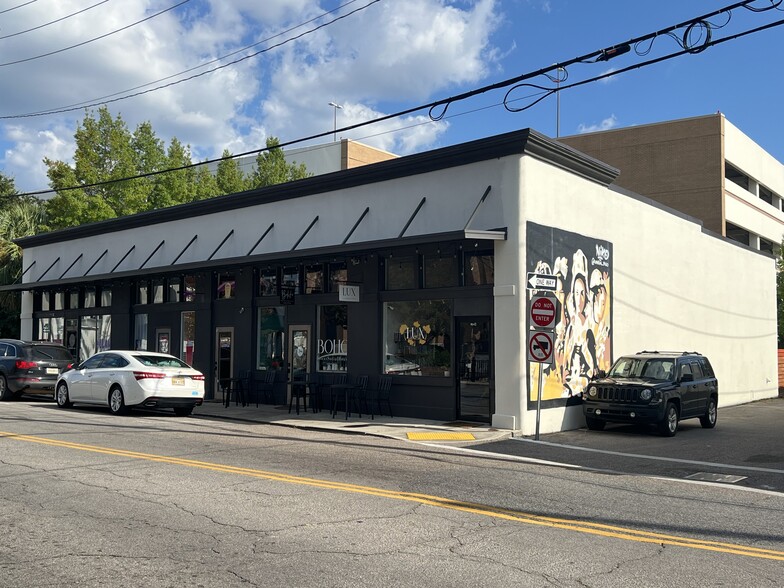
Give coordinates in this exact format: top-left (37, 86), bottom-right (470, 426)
top-left (527, 223), bottom-right (612, 403)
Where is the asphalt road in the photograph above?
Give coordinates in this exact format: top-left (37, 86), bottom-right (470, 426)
top-left (469, 397), bottom-right (784, 493)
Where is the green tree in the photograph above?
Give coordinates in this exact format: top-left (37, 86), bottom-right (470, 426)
top-left (0, 171), bottom-right (19, 209)
top-left (192, 162), bottom-right (219, 201)
top-left (216, 149), bottom-right (247, 195)
top-left (247, 137), bottom-right (310, 189)
top-left (0, 198), bottom-right (47, 338)
top-left (150, 138), bottom-right (195, 207)
top-left (778, 240), bottom-right (784, 348)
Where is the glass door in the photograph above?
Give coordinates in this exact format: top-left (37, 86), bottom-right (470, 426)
top-left (457, 317), bottom-right (492, 422)
top-left (214, 327), bottom-right (234, 399)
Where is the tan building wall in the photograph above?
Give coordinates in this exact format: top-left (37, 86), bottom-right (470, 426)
top-left (559, 115), bottom-right (726, 235)
top-left (342, 140), bottom-right (398, 169)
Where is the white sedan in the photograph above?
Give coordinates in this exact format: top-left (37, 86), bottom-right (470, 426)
top-left (56, 350), bottom-right (205, 416)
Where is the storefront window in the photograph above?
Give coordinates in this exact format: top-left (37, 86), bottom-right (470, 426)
top-left (258, 269), bottom-right (278, 297)
top-left (217, 272), bottom-right (235, 299)
top-left (153, 279), bottom-right (164, 303)
top-left (184, 275), bottom-right (196, 302)
top-left (424, 253), bottom-right (458, 288)
top-left (168, 277), bottom-right (181, 302)
top-left (84, 287), bottom-right (96, 308)
top-left (329, 262), bottom-right (347, 292)
top-left (134, 314), bottom-right (148, 350)
top-left (385, 256), bottom-right (418, 290)
top-left (38, 317), bottom-right (64, 344)
top-left (137, 281), bottom-right (149, 305)
top-left (464, 250), bottom-right (494, 286)
top-left (100, 287), bottom-right (112, 307)
top-left (305, 264), bottom-right (324, 294)
top-left (317, 305), bottom-right (347, 372)
top-left (257, 307), bottom-right (285, 370)
top-left (41, 291), bottom-right (50, 311)
top-left (181, 311), bottom-right (195, 365)
top-left (282, 266), bottom-right (300, 293)
top-left (80, 315), bottom-right (111, 360)
top-left (69, 290), bottom-right (80, 309)
top-left (55, 292), bottom-right (65, 310)
top-left (383, 300), bottom-right (451, 376)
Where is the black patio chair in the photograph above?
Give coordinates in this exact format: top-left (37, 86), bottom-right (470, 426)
top-left (369, 375), bottom-right (393, 418)
top-left (256, 370), bottom-right (277, 405)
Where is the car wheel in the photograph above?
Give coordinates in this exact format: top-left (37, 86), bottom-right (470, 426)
top-left (0, 374), bottom-right (12, 401)
top-left (658, 402), bottom-right (679, 437)
top-left (108, 387), bottom-right (127, 415)
top-left (56, 382), bottom-right (72, 408)
top-left (700, 396), bottom-right (717, 429)
top-left (585, 417), bottom-right (605, 431)
top-left (173, 406), bottom-right (193, 417)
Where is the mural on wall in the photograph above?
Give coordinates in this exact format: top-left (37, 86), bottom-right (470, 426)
top-left (527, 222), bottom-right (612, 405)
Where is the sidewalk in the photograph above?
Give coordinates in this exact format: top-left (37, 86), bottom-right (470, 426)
top-left (191, 400), bottom-right (512, 444)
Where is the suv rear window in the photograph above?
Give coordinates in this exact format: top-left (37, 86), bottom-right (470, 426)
top-left (29, 346), bottom-right (73, 361)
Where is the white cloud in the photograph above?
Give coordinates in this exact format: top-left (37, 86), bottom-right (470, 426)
top-left (0, 0), bottom-right (504, 191)
top-left (577, 115), bottom-right (619, 134)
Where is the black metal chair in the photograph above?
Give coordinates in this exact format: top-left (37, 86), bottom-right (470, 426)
top-left (352, 375), bottom-right (370, 417)
top-left (369, 375), bottom-right (393, 418)
top-left (255, 370), bottom-right (277, 405)
top-left (289, 372), bottom-right (316, 414)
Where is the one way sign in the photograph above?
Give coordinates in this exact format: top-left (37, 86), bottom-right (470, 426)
top-left (527, 272), bottom-right (557, 291)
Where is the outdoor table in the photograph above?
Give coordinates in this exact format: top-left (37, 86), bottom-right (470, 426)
top-left (330, 383), bottom-right (360, 420)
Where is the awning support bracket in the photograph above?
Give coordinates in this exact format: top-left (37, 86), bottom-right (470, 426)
top-left (248, 223), bottom-right (274, 256)
top-left (292, 216), bottom-right (319, 251)
top-left (17, 260), bottom-right (36, 283)
top-left (463, 185), bottom-right (492, 231)
top-left (36, 257), bottom-right (60, 282)
top-left (84, 249), bottom-right (108, 276)
top-left (172, 235), bottom-right (198, 265)
top-left (140, 240), bottom-right (165, 270)
top-left (208, 230), bottom-right (234, 261)
top-left (398, 197), bottom-right (426, 238)
top-left (342, 207), bottom-right (369, 245)
top-left (59, 254), bottom-right (83, 280)
top-left (111, 245), bottom-right (135, 273)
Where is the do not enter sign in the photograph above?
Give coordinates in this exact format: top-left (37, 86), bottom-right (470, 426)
top-left (530, 294), bottom-right (557, 329)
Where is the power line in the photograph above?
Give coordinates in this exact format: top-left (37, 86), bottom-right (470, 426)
top-left (15, 0), bottom-right (784, 198)
top-left (0, 0), bottom-right (110, 41)
top-left (0, 0), bottom-right (190, 68)
top-left (0, 0), bottom-right (37, 15)
top-left (3, 0), bottom-right (363, 117)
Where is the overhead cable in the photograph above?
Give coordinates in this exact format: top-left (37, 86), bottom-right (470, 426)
top-left (0, 0), bottom-right (110, 41)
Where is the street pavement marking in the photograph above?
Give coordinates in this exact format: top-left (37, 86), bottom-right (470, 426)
top-left (406, 431), bottom-right (476, 441)
top-left (2, 430), bottom-right (783, 562)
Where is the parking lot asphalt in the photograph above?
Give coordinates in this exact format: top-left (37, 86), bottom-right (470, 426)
top-left (469, 397), bottom-right (784, 494)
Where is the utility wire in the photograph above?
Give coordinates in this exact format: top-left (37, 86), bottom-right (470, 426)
top-left (6, 0), bottom-right (362, 116)
top-left (0, 0), bottom-right (190, 67)
top-left (0, 0), bottom-right (37, 15)
top-left (1, 0), bottom-right (380, 118)
top-left (0, 0), bottom-right (110, 41)
top-left (15, 0), bottom-right (784, 198)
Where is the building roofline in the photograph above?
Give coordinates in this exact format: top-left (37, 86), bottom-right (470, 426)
top-left (16, 128), bottom-right (618, 248)
top-left (558, 112), bottom-right (723, 141)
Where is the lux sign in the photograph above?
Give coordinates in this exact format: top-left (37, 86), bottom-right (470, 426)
top-left (339, 284), bottom-right (360, 302)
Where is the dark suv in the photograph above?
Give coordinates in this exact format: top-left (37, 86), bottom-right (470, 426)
top-left (0, 339), bottom-right (75, 401)
top-left (582, 351), bottom-right (718, 437)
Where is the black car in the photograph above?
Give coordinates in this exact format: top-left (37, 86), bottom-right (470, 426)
top-left (582, 351), bottom-right (718, 437)
top-left (0, 339), bottom-right (75, 401)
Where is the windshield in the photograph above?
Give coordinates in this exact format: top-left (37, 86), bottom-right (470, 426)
top-left (608, 357), bottom-right (674, 381)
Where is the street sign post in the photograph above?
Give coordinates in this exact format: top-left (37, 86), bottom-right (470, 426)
top-left (526, 272), bottom-right (557, 291)
top-left (529, 294), bottom-right (557, 329)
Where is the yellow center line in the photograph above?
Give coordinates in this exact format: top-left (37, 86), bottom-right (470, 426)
top-left (3, 431), bottom-right (782, 561)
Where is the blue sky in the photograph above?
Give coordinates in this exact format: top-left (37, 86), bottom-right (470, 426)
top-left (1, 0), bottom-right (782, 193)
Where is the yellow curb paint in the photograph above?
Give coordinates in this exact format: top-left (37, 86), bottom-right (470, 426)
top-left (406, 431), bottom-right (476, 441)
top-left (2, 431), bottom-right (783, 562)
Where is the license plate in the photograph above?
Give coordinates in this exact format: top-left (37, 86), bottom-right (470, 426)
top-left (172, 377), bottom-right (185, 386)
top-left (46, 368), bottom-right (59, 375)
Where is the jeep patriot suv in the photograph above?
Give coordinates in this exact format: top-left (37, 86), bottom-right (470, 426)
top-left (582, 351), bottom-right (718, 436)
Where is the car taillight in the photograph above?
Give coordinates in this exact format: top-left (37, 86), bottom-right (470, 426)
top-left (133, 371), bottom-right (166, 380)
top-left (16, 360), bottom-right (38, 369)
top-left (191, 374), bottom-right (205, 381)
top-left (66, 363), bottom-right (73, 370)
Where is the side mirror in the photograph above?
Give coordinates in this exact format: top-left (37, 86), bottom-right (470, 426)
top-left (593, 370), bottom-right (607, 380)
